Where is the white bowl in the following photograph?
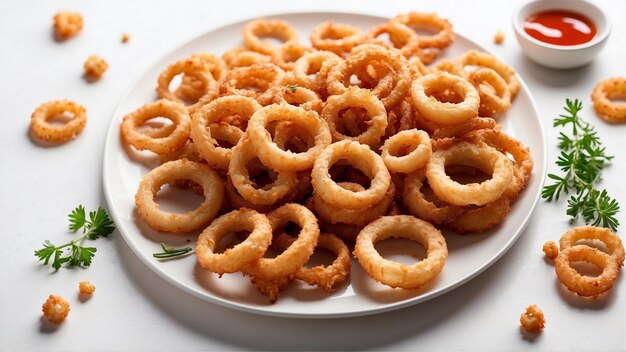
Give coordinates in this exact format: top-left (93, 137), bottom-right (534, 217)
top-left (512, 0), bottom-right (611, 69)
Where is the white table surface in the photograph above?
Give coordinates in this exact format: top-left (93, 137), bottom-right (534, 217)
top-left (1, 0), bottom-right (625, 350)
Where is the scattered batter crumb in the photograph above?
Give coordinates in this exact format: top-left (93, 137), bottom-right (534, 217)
top-left (42, 294), bottom-right (70, 324)
top-left (53, 12), bottom-right (83, 40)
top-left (122, 33), bottom-right (130, 43)
top-left (520, 304), bottom-right (545, 333)
top-left (494, 31), bottom-right (505, 45)
top-left (83, 55), bottom-right (109, 80)
top-left (543, 241), bottom-right (559, 260)
top-left (79, 281), bottom-right (96, 295)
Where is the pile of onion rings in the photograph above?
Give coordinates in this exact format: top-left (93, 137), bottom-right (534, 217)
top-left (120, 13), bottom-right (533, 302)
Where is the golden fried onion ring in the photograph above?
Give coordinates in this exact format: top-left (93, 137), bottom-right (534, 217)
top-left (134, 159), bottom-right (224, 233)
top-left (555, 245), bottom-right (620, 297)
top-left (402, 170), bottom-right (466, 224)
top-left (31, 99), bottom-right (87, 142)
top-left (310, 21), bottom-right (364, 56)
top-left (157, 58), bottom-right (219, 114)
top-left (190, 96), bottom-right (261, 169)
top-left (459, 50), bottom-right (520, 99)
top-left (222, 64), bottom-right (285, 106)
top-left (410, 72), bottom-right (480, 126)
top-left (274, 232), bottom-right (351, 292)
top-left (354, 215), bottom-right (448, 289)
top-left (426, 141), bottom-right (514, 206)
top-left (327, 47), bottom-right (411, 109)
top-left (243, 203), bottom-right (320, 280)
top-left (468, 67), bottom-right (511, 118)
top-left (229, 137), bottom-right (298, 205)
top-left (393, 12), bottom-right (454, 49)
top-left (312, 140), bottom-right (391, 210)
top-left (247, 104), bottom-right (332, 172)
top-left (559, 226), bottom-right (625, 267)
top-left (591, 77), bottom-right (626, 123)
top-left (196, 209), bottom-right (272, 275)
top-left (121, 99), bottom-right (191, 155)
top-left (242, 19), bottom-right (299, 55)
top-left (381, 129), bottom-right (432, 174)
top-left (322, 87), bottom-right (388, 146)
top-left (312, 182), bottom-right (395, 227)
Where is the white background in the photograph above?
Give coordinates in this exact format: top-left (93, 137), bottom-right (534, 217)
top-left (1, 0), bottom-right (625, 350)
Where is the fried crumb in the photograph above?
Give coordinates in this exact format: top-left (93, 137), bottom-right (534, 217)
top-left (83, 55), bottom-right (109, 80)
top-left (42, 294), bottom-right (70, 324)
top-left (79, 281), bottom-right (96, 295)
top-left (494, 31), bottom-right (505, 45)
top-left (543, 241), bottom-right (559, 260)
top-left (520, 304), bottom-right (545, 333)
top-left (122, 33), bottom-right (130, 43)
top-left (53, 12), bottom-right (83, 40)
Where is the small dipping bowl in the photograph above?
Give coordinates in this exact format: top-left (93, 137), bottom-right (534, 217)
top-left (512, 0), bottom-right (611, 69)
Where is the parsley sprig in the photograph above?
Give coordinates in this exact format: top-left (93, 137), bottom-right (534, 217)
top-left (542, 99), bottom-right (620, 231)
top-left (153, 243), bottom-right (193, 259)
top-left (35, 205), bottom-right (115, 270)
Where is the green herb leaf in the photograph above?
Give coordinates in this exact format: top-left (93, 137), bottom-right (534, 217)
top-left (286, 84), bottom-right (298, 93)
top-left (542, 99), bottom-right (620, 231)
top-left (153, 243), bottom-right (193, 259)
top-left (35, 205), bottom-right (115, 270)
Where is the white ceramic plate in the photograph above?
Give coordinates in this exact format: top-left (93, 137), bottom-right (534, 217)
top-left (103, 11), bottom-right (547, 318)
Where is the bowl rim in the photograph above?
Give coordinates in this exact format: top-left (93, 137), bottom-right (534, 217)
top-left (512, 0), bottom-right (611, 51)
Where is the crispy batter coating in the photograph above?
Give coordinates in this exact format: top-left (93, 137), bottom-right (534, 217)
top-left (53, 12), bottom-right (83, 39)
top-left (84, 55), bottom-right (109, 80)
top-left (520, 304), bottom-right (545, 332)
top-left (79, 281), bottom-right (96, 295)
top-left (543, 241), bottom-right (559, 260)
top-left (42, 294), bottom-right (70, 324)
top-left (121, 33), bottom-right (130, 43)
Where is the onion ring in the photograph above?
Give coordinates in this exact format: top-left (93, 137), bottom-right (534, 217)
top-left (242, 203), bottom-right (320, 280)
top-left (176, 53), bottom-right (228, 101)
top-left (426, 141), bottom-right (514, 206)
top-left (121, 99), bottom-right (191, 155)
top-left (274, 232), bottom-right (351, 292)
top-left (156, 57), bottom-right (219, 114)
top-left (247, 104), bottom-right (332, 172)
top-left (222, 47), bottom-right (272, 68)
top-left (292, 50), bottom-right (342, 92)
top-left (354, 215), bottom-right (448, 289)
top-left (402, 170), bottom-right (466, 224)
top-left (559, 226), bottom-right (625, 267)
top-left (322, 87), bottom-right (388, 146)
top-left (191, 96), bottom-right (261, 169)
top-left (222, 63), bottom-right (285, 106)
top-left (555, 245), bottom-right (620, 297)
top-left (381, 129), bottom-right (432, 174)
top-left (30, 99), bottom-right (87, 142)
top-left (134, 159), bottom-right (224, 233)
top-left (310, 21), bottom-right (364, 56)
top-left (311, 140), bottom-right (391, 209)
top-left (459, 50), bottom-right (520, 99)
top-left (272, 42), bottom-right (314, 71)
top-left (468, 67), bottom-right (511, 118)
top-left (393, 12), bottom-right (454, 50)
top-left (242, 19), bottom-right (299, 55)
top-left (327, 46), bottom-right (411, 109)
top-left (271, 85), bottom-right (323, 112)
top-left (467, 129), bottom-right (533, 198)
top-left (591, 77), bottom-right (626, 123)
top-left (196, 209), bottom-right (272, 275)
top-left (312, 182), bottom-right (395, 226)
top-left (410, 72), bottom-right (480, 125)
top-left (229, 137), bottom-right (298, 205)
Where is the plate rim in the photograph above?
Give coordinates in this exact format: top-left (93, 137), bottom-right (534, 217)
top-left (102, 10), bottom-right (548, 319)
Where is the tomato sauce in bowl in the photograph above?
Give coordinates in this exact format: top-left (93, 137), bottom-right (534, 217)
top-left (523, 10), bottom-right (596, 46)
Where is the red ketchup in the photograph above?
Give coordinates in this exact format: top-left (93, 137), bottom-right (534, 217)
top-left (523, 10), bottom-right (596, 46)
